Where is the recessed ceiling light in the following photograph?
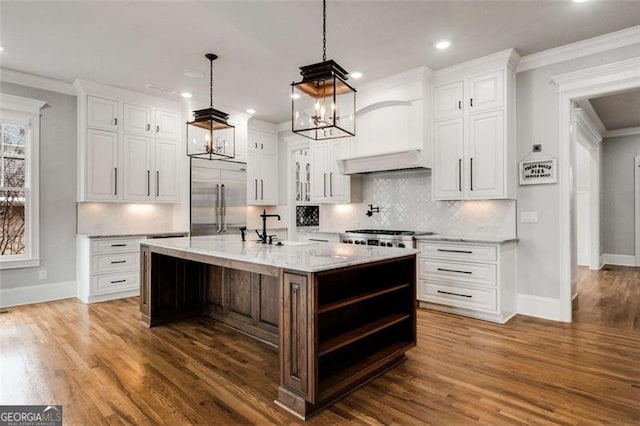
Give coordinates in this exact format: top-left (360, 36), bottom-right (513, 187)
top-left (0, 46), bottom-right (4, 52)
top-left (184, 69), bottom-right (204, 78)
top-left (290, 93), bottom-right (301, 99)
top-left (435, 40), bottom-right (451, 50)
top-left (573, 0), bottom-right (588, 2)
top-left (350, 71), bottom-right (363, 79)
top-left (246, 108), bottom-right (256, 114)
top-left (181, 92), bottom-right (192, 99)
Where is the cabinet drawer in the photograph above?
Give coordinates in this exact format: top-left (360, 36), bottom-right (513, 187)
top-left (92, 238), bottom-right (143, 254)
top-left (93, 272), bottom-right (138, 294)
top-left (420, 280), bottom-right (496, 312)
top-left (419, 259), bottom-right (496, 287)
top-left (418, 242), bottom-right (496, 262)
top-left (93, 253), bottom-right (139, 273)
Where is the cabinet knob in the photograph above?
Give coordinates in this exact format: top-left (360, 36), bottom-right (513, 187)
top-left (156, 125), bottom-right (160, 133)
top-left (114, 117), bottom-right (118, 125)
top-left (146, 123), bottom-right (151, 131)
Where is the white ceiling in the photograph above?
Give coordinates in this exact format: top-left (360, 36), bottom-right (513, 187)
top-left (1, 1), bottom-right (639, 123)
top-left (589, 89), bottom-right (640, 130)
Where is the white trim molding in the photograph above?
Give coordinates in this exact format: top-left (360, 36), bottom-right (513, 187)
top-left (636, 155), bottom-right (640, 267)
top-left (516, 294), bottom-right (562, 321)
top-left (0, 281), bottom-right (76, 308)
top-left (604, 127), bottom-right (640, 138)
top-left (554, 57), bottom-right (640, 322)
top-left (0, 68), bottom-right (76, 96)
top-left (518, 25), bottom-right (640, 73)
top-left (575, 99), bottom-right (606, 137)
top-left (601, 254), bottom-right (637, 267)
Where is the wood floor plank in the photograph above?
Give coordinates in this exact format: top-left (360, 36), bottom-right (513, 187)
top-left (1, 267), bottom-right (639, 424)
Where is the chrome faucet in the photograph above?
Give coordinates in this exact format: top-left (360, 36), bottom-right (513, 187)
top-left (258, 209), bottom-right (281, 244)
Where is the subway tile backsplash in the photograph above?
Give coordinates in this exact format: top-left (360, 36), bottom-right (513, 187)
top-left (319, 169), bottom-right (516, 236)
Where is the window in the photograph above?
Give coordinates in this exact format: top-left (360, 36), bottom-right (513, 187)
top-left (0, 93), bottom-right (46, 269)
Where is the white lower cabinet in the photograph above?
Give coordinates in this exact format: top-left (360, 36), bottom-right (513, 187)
top-left (417, 240), bottom-right (516, 323)
top-left (77, 236), bottom-right (144, 303)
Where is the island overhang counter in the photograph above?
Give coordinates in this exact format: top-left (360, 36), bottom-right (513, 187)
top-left (139, 236), bottom-right (418, 419)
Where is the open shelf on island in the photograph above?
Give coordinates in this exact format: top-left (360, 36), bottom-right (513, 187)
top-left (318, 282), bottom-right (411, 314)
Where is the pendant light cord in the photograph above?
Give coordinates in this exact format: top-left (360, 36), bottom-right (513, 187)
top-left (322, 0), bottom-right (327, 62)
top-left (209, 57), bottom-right (214, 108)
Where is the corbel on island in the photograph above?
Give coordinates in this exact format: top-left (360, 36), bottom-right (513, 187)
top-left (139, 236), bottom-right (417, 419)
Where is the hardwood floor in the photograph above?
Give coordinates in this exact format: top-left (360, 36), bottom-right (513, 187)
top-left (1, 297), bottom-right (639, 425)
top-left (574, 265), bottom-right (640, 331)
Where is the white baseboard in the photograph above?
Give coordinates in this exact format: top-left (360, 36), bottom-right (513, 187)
top-left (516, 294), bottom-right (562, 321)
top-left (601, 253), bottom-right (637, 267)
top-left (0, 281), bottom-right (76, 308)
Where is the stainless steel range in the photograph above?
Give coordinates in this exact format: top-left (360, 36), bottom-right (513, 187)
top-left (339, 229), bottom-right (432, 248)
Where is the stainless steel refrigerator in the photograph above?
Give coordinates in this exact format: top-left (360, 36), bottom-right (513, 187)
top-left (190, 158), bottom-right (247, 236)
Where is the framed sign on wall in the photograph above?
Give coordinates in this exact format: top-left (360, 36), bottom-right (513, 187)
top-left (519, 158), bottom-right (557, 185)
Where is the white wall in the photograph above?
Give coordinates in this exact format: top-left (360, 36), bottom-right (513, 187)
top-left (601, 133), bottom-right (640, 256)
top-left (515, 43), bottom-right (639, 300)
top-left (575, 142), bottom-right (591, 266)
top-left (0, 82), bottom-right (77, 290)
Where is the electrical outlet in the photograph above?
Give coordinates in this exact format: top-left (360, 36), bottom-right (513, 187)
top-left (520, 211), bottom-right (538, 223)
top-left (38, 269), bottom-right (47, 280)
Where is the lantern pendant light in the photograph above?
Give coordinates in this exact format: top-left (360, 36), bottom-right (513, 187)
top-left (186, 53), bottom-right (235, 160)
top-left (291, 0), bottom-right (356, 140)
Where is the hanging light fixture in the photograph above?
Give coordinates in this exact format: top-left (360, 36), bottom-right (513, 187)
top-left (291, 0), bottom-right (356, 140)
top-left (187, 53), bottom-right (235, 160)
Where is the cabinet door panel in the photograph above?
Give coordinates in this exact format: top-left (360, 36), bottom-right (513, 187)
top-left (87, 96), bottom-right (118, 130)
top-left (328, 140), bottom-right (349, 202)
top-left (467, 70), bottom-right (503, 113)
top-left (154, 109), bottom-right (179, 139)
top-left (259, 130), bottom-right (277, 155)
top-left (226, 269), bottom-right (253, 324)
top-left (467, 110), bottom-right (504, 198)
top-left (123, 103), bottom-right (151, 135)
top-left (259, 155), bottom-right (278, 205)
top-left (86, 129), bottom-right (119, 200)
top-left (309, 143), bottom-right (328, 203)
top-left (433, 118), bottom-right (464, 200)
top-left (155, 139), bottom-right (179, 202)
top-left (256, 274), bottom-right (279, 331)
top-left (246, 153), bottom-right (260, 204)
top-left (433, 81), bottom-right (464, 120)
top-left (123, 134), bottom-right (151, 201)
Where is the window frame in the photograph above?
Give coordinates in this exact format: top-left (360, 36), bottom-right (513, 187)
top-left (0, 93), bottom-right (47, 270)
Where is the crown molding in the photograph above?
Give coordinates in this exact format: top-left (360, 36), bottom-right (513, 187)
top-left (552, 57), bottom-right (640, 94)
top-left (433, 48), bottom-right (520, 84)
top-left (0, 68), bottom-right (75, 96)
top-left (604, 127), bottom-right (640, 138)
top-left (573, 108), bottom-right (603, 149)
top-left (575, 99), bottom-right (606, 136)
top-left (518, 25), bottom-right (640, 73)
top-left (277, 121), bottom-right (291, 133)
top-left (0, 93), bottom-right (48, 114)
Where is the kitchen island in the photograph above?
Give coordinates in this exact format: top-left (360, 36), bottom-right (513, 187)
top-left (139, 236), bottom-right (418, 419)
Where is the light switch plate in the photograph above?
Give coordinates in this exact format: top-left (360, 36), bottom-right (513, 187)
top-left (521, 211), bottom-right (538, 223)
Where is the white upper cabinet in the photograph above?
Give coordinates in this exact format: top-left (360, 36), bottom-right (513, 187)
top-left (154, 109), bottom-right (180, 139)
top-left (467, 70), bottom-right (503, 113)
top-left (87, 96), bottom-right (119, 131)
top-left (433, 81), bottom-right (464, 120)
top-left (123, 103), bottom-right (152, 135)
top-left (247, 126), bottom-right (278, 206)
top-left (309, 139), bottom-right (352, 204)
top-left (86, 129), bottom-right (119, 201)
top-left (76, 80), bottom-right (182, 203)
top-left (431, 49), bottom-right (518, 200)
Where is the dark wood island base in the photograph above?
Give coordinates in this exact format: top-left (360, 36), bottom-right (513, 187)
top-left (140, 242), bottom-right (417, 420)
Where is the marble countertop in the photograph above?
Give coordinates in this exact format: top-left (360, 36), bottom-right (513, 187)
top-left (78, 231), bottom-right (189, 239)
top-left (414, 234), bottom-right (518, 244)
top-left (142, 236), bottom-right (418, 273)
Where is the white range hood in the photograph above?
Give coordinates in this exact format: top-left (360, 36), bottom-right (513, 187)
top-left (336, 149), bottom-right (429, 175)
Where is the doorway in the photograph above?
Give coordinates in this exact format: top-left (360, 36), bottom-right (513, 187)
top-left (555, 57), bottom-right (640, 322)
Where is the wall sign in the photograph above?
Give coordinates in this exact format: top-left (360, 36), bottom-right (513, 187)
top-left (519, 159), bottom-right (557, 185)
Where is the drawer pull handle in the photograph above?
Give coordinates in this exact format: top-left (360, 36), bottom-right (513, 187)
top-left (110, 260), bottom-right (127, 264)
top-left (437, 290), bottom-right (472, 298)
top-left (437, 249), bottom-right (473, 254)
top-left (110, 279), bottom-right (126, 284)
top-left (437, 267), bottom-right (472, 275)
top-left (111, 244), bottom-right (127, 247)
